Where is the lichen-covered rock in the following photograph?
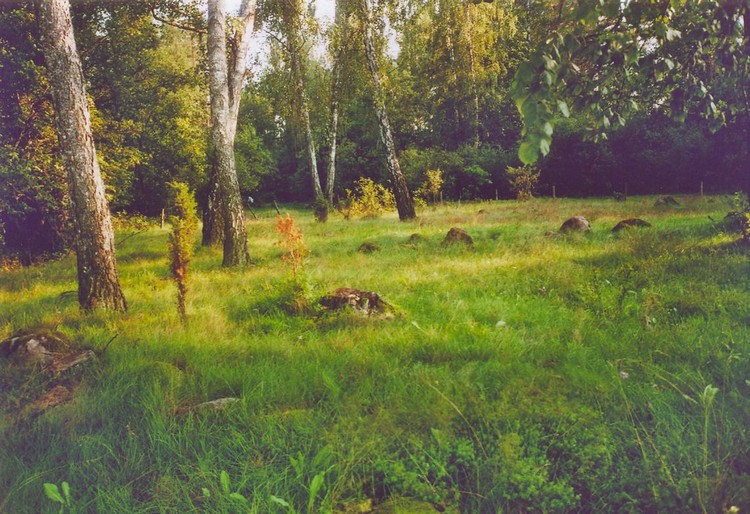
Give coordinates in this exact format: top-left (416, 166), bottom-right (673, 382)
top-left (559, 216), bottom-right (590, 233)
top-left (612, 218), bottom-right (652, 232)
top-left (442, 227), bottom-right (473, 247)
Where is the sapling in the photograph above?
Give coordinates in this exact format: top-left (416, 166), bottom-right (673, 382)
top-left (276, 214), bottom-right (310, 313)
top-left (167, 182), bottom-right (198, 325)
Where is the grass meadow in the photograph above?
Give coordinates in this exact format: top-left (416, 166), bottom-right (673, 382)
top-left (1, 195), bottom-right (749, 513)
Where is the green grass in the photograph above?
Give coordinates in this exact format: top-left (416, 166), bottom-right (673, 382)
top-left (1, 195), bottom-right (749, 513)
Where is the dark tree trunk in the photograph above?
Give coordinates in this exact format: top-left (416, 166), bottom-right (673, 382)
top-left (202, 176), bottom-right (224, 245)
top-left (35, 0), bottom-right (126, 311)
top-left (360, 0), bottom-right (416, 220)
top-left (206, 0), bottom-right (255, 266)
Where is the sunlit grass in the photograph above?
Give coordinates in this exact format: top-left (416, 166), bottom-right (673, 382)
top-left (1, 195), bottom-right (749, 513)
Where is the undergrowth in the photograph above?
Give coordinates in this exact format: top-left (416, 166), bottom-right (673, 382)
top-left (0, 195), bottom-right (749, 513)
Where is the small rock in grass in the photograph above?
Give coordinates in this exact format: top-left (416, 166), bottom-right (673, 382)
top-left (654, 196), bottom-right (679, 207)
top-left (559, 216), bottom-right (590, 233)
top-left (357, 241), bottom-right (381, 254)
top-left (407, 233), bottom-right (424, 244)
top-left (612, 218), bottom-right (652, 232)
top-left (192, 397), bottom-right (240, 412)
top-left (442, 227), bottom-right (473, 247)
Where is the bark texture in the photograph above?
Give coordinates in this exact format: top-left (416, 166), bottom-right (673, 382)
top-left (325, 0), bottom-right (345, 202)
top-left (35, 0), bottom-right (126, 311)
top-left (282, 0), bottom-right (323, 203)
top-left (206, 0), bottom-right (255, 266)
top-left (290, 42), bottom-right (323, 200)
top-left (360, 0), bottom-right (416, 220)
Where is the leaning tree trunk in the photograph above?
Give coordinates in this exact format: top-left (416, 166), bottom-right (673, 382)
top-left (361, 0), bottom-right (416, 220)
top-left (36, 0), bottom-right (127, 311)
top-left (206, 0), bottom-right (253, 266)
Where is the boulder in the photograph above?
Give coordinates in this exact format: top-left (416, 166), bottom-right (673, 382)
top-left (442, 227), bottom-right (473, 247)
top-left (654, 196), bottom-right (679, 207)
top-left (612, 218), bottom-right (652, 232)
top-left (358, 241), bottom-right (381, 254)
top-left (559, 216), bottom-right (590, 233)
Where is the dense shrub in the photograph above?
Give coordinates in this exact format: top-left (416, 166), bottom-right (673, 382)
top-left (506, 164), bottom-right (540, 201)
top-left (0, 148), bottom-right (69, 263)
top-left (337, 178), bottom-right (396, 219)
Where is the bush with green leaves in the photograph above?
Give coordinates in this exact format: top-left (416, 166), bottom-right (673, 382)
top-left (506, 164), bottom-right (541, 201)
top-left (338, 178), bottom-right (396, 219)
top-left (415, 169), bottom-right (444, 205)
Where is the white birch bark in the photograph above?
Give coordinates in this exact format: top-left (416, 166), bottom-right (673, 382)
top-left (36, 0), bottom-right (127, 311)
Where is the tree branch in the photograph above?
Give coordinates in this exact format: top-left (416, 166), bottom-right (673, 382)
top-left (150, 5), bottom-right (207, 35)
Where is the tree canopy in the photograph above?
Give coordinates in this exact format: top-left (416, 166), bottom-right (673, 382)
top-left (1, 0), bottom-right (748, 260)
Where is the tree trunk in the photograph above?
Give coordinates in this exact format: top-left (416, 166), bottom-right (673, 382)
top-left (206, 0), bottom-right (254, 266)
top-left (360, 0), bottom-right (416, 220)
top-left (289, 39), bottom-right (324, 201)
top-left (326, 58), bottom-right (340, 202)
top-left (35, 0), bottom-right (127, 311)
top-left (464, 4), bottom-right (481, 147)
top-left (281, 1), bottom-right (323, 205)
top-left (201, 176), bottom-right (223, 245)
top-left (325, 0), bottom-right (346, 202)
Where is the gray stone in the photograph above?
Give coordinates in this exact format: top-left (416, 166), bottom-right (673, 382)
top-left (442, 227), bottom-right (473, 247)
top-left (559, 216), bottom-right (590, 233)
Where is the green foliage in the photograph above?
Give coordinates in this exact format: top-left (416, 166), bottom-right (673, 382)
top-left (338, 178), bottom-right (396, 219)
top-left (510, 0), bottom-right (743, 165)
top-left (234, 123), bottom-right (275, 195)
top-left (726, 192), bottom-right (750, 242)
top-left (414, 169), bottom-right (444, 204)
top-left (167, 182), bottom-right (198, 324)
top-left (506, 164), bottom-right (540, 201)
top-left (2, 198), bottom-right (750, 512)
top-left (0, 148), bottom-right (69, 263)
top-left (43, 481), bottom-right (72, 513)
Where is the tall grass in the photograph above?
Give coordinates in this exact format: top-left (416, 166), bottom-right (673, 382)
top-left (1, 195), bottom-right (749, 512)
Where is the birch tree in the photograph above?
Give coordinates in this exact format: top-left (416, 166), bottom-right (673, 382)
top-left (359, 0), bottom-right (416, 220)
top-left (204, 0), bottom-right (256, 266)
top-left (35, 0), bottom-right (127, 311)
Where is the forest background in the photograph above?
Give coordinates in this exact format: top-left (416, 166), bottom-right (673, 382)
top-left (0, 0), bottom-right (748, 264)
